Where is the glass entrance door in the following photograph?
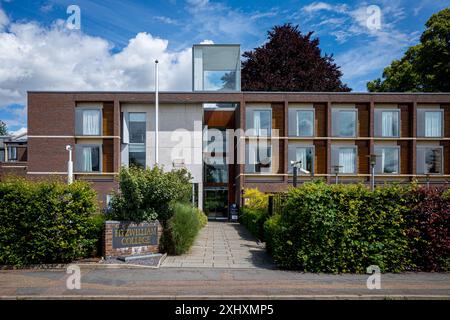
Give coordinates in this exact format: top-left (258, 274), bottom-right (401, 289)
top-left (204, 188), bottom-right (228, 220)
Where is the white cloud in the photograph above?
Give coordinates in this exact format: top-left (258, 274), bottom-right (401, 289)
top-left (0, 8), bottom-right (8, 29)
top-left (0, 8), bottom-right (193, 111)
top-left (303, 2), bottom-right (348, 14)
top-left (200, 39), bottom-right (214, 44)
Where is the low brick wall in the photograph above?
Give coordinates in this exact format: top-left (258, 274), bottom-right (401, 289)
top-left (103, 220), bottom-right (163, 257)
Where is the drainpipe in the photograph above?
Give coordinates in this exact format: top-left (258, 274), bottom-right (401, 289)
top-left (66, 145), bottom-right (73, 184)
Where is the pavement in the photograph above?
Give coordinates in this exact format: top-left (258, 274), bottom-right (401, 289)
top-left (161, 222), bottom-right (275, 269)
top-left (0, 222), bottom-right (449, 299)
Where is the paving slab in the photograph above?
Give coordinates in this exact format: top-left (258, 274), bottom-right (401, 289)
top-left (161, 222), bottom-right (275, 269)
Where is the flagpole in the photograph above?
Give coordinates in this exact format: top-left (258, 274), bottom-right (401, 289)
top-left (155, 60), bottom-right (159, 165)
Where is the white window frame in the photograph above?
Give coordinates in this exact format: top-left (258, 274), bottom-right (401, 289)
top-left (332, 108), bottom-right (358, 137)
top-left (417, 108), bottom-right (444, 138)
top-left (332, 145), bottom-right (358, 174)
top-left (76, 144), bottom-right (102, 173)
top-left (374, 146), bottom-right (400, 174)
top-left (245, 142), bottom-right (272, 173)
top-left (416, 146), bottom-right (444, 175)
top-left (288, 145), bottom-right (315, 174)
top-left (75, 106), bottom-right (103, 136)
top-left (296, 109), bottom-right (315, 137)
top-left (375, 109), bottom-right (400, 138)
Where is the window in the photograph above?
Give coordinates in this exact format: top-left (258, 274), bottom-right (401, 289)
top-left (0, 150), bottom-right (4, 162)
top-left (374, 147), bottom-right (399, 174)
top-left (296, 110), bottom-right (314, 136)
top-left (205, 160), bottom-right (228, 183)
top-left (289, 147), bottom-right (313, 174)
top-left (425, 111), bottom-right (442, 137)
top-left (205, 128), bottom-right (226, 154)
top-left (253, 110), bottom-right (271, 136)
top-left (204, 71), bottom-right (236, 91)
top-left (245, 143), bottom-right (272, 173)
top-left (333, 109), bottom-right (357, 137)
top-left (75, 108), bottom-right (101, 136)
top-left (331, 147), bottom-right (356, 173)
top-left (376, 110), bottom-right (399, 137)
top-left (76, 145), bottom-right (100, 172)
top-left (7, 146), bottom-right (17, 161)
top-left (417, 109), bottom-right (443, 137)
top-left (128, 113), bottom-right (146, 168)
top-left (417, 147), bottom-right (443, 174)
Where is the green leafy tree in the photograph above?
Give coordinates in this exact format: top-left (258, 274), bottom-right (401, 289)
top-left (0, 120), bottom-right (7, 135)
top-left (367, 8), bottom-right (450, 92)
top-left (109, 166), bottom-right (193, 223)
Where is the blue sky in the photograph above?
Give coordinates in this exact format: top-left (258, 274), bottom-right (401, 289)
top-left (0, 0), bottom-right (449, 133)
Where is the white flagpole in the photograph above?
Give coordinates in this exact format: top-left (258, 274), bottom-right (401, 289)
top-left (155, 60), bottom-right (159, 165)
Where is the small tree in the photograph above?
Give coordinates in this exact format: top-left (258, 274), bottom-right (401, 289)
top-left (0, 120), bottom-right (7, 136)
top-left (109, 166), bottom-right (192, 223)
top-left (242, 24), bottom-right (351, 92)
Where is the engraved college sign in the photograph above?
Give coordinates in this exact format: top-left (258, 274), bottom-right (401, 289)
top-left (112, 224), bottom-right (158, 249)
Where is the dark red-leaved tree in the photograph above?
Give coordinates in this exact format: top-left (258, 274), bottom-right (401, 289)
top-left (241, 24), bottom-right (351, 92)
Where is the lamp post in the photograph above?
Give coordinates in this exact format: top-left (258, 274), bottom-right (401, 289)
top-left (155, 59), bottom-right (159, 165)
top-left (66, 145), bottom-right (73, 184)
top-left (291, 160), bottom-right (302, 187)
top-left (332, 165), bottom-right (342, 185)
top-left (367, 154), bottom-right (378, 191)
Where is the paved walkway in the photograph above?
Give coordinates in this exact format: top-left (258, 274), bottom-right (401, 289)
top-left (161, 222), bottom-right (275, 268)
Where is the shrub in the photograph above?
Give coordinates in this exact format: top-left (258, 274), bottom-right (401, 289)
top-left (0, 179), bottom-right (99, 266)
top-left (160, 202), bottom-right (204, 255)
top-left (406, 186), bottom-right (450, 271)
top-left (197, 209), bottom-right (208, 228)
top-left (240, 188), bottom-right (269, 240)
top-left (109, 166), bottom-right (192, 223)
top-left (264, 181), bottom-right (412, 273)
top-left (240, 207), bottom-right (268, 240)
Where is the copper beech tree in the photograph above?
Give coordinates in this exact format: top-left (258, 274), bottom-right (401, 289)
top-left (241, 24), bottom-right (351, 92)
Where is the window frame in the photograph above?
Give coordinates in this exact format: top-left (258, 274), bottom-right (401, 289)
top-left (417, 108), bottom-right (444, 138)
top-left (374, 145), bottom-right (400, 174)
top-left (245, 142), bottom-right (272, 174)
top-left (296, 109), bottom-right (315, 137)
top-left (75, 144), bottom-right (102, 173)
top-left (375, 109), bottom-right (401, 138)
top-left (331, 145), bottom-right (358, 174)
top-left (332, 108), bottom-right (358, 138)
top-left (288, 145), bottom-right (315, 174)
top-left (416, 146), bottom-right (444, 175)
top-left (75, 106), bottom-right (103, 136)
top-left (128, 112), bottom-right (147, 169)
top-left (252, 109), bottom-right (272, 137)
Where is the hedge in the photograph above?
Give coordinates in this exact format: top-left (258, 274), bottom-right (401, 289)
top-left (160, 202), bottom-right (206, 255)
top-left (264, 181), bottom-right (450, 273)
top-left (240, 188), bottom-right (269, 240)
top-left (0, 179), bottom-right (100, 266)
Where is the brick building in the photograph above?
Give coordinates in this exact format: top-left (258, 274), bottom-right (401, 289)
top-left (22, 44), bottom-right (450, 219)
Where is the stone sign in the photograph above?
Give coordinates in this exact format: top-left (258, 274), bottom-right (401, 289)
top-left (112, 225), bottom-right (158, 249)
top-left (104, 220), bottom-right (162, 257)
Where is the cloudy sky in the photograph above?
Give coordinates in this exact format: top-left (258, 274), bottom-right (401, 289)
top-left (0, 0), bottom-right (449, 133)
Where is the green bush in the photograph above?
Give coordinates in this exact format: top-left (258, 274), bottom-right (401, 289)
top-left (0, 179), bottom-right (99, 266)
top-left (109, 166), bottom-right (192, 223)
top-left (197, 209), bottom-right (208, 228)
top-left (264, 181), bottom-right (412, 273)
top-left (160, 203), bottom-right (204, 255)
top-left (240, 207), bottom-right (268, 240)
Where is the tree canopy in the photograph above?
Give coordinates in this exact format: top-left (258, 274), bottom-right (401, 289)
top-left (367, 8), bottom-right (450, 92)
top-left (241, 24), bottom-right (351, 92)
top-left (0, 120), bottom-right (7, 136)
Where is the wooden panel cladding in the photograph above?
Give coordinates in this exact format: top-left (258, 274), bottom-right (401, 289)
top-left (443, 104), bottom-right (450, 138)
top-left (103, 102), bottom-right (114, 136)
top-left (399, 104), bottom-right (411, 137)
top-left (204, 110), bottom-right (235, 128)
top-left (356, 103), bottom-right (370, 137)
top-left (314, 140), bottom-right (327, 174)
top-left (397, 141), bottom-right (412, 174)
top-left (356, 140), bottom-right (370, 174)
top-left (314, 103), bottom-right (327, 137)
top-left (441, 141), bottom-right (450, 174)
top-left (271, 103), bottom-right (284, 136)
top-left (271, 140), bottom-right (284, 174)
top-left (102, 139), bottom-right (114, 173)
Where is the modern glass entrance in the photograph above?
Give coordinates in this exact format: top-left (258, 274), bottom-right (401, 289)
top-left (203, 188), bottom-right (228, 220)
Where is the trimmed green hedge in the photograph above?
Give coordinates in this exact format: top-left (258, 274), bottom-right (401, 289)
top-left (0, 179), bottom-right (100, 266)
top-left (160, 202), bottom-right (206, 255)
top-left (264, 181), bottom-right (449, 273)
